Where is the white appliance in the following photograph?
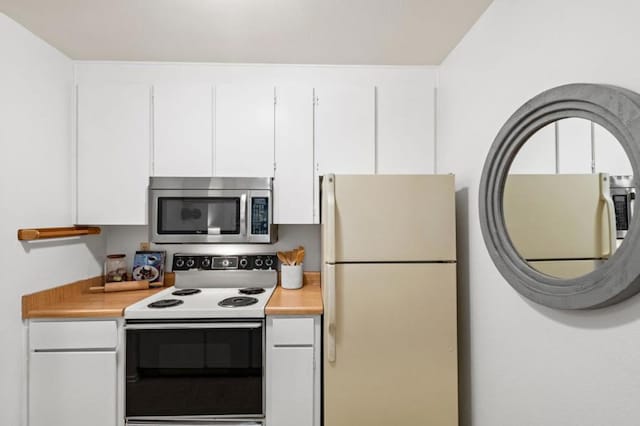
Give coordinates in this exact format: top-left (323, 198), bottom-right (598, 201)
top-left (124, 253), bottom-right (278, 426)
top-left (321, 174), bottom-right (458, 426)
top-left (503, 173), bottom-right (616, 278)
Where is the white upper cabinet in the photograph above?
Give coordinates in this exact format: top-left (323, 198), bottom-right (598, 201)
top-left (314, 85), bottom-right (375, 175)
top-left (153, 84), bottom-right (213, 176)
top-left (214, 84), bottom-right (275, 177)
top-left (274, 86), bottom-right (315, 224)
top-left (377, 85), bottom-right (434, 174)
top-left (557, 118), bottom-right (592, 174)
top-left (76, 84), bottom-right (151, 225)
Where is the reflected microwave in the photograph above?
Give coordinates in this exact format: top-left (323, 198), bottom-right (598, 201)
top-left (149, 177), bottom-right (277, 244)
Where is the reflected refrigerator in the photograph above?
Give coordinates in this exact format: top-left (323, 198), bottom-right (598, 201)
top-left (321, 174), bottom-right (458, 426)
top-left (503, 173), bottom-right (616, 278)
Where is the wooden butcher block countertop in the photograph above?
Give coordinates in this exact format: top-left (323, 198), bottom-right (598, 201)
top-left (22, 271), bottom-right (322, 319)
top-left (22, 276), bottom-right (169, 319)
top-left (266, 271), bottom-right (323, 315)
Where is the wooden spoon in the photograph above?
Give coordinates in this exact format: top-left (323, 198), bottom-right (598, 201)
top-left (277, 251), bottom-right (289, 265)
top-left (295, 247), bottom-right (305, 265)
top-left (286, 250), bottom-right (296, 265)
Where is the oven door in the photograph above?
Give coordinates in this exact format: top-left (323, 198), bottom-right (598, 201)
top-left (125, 321), bottom-right (264, 421)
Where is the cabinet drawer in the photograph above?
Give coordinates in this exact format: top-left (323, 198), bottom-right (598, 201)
top-left (271, 317), bottom-right (314, 346)
top-left (30, 321), bottom-right (118, 351)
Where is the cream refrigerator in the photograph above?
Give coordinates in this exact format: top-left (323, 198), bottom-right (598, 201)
top-left (321, 174), bottom-right (458, 426)
top-left (503, 173), bottom-right (616, 278)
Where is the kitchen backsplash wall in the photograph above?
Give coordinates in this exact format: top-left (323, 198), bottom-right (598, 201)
top-left (104, 224), bottom-right (321, 272)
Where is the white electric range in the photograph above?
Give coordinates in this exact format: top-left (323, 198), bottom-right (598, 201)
top-left (124, 253), bottom-right (278, 426)
top-left (125, 253), bottom-right (278, 320)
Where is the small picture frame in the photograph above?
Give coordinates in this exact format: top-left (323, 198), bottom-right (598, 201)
top-left (132, 251), bottom-right (166, 285)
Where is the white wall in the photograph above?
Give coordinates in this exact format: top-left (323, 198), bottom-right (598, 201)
top-left (0, 14), bottom-right (105, 426)
top-left (438, 1), bottom-right (640, 425)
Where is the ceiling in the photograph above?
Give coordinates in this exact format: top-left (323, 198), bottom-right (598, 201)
top-left (0, 0), bottom-right (492, 65)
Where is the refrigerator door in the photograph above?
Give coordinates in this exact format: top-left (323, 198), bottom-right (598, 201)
top-left (322, 174), bottom-right (456, 263)
top-left (503, 173), bottom-right (616, 260)
top-left (323, 263), bottom-right (458, 426)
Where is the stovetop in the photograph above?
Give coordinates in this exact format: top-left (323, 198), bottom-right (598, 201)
top-left (125, 285), bottom-right (276, 319)
top-left (125, 252), bottom-right (279, 320)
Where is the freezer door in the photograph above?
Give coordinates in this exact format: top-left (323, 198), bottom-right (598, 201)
top-left (323, 263), bottom-right (458, 426)
top-left (503, 173), bottom-right (616, 260)
top-left (322, 174), bottom-right (456, 263)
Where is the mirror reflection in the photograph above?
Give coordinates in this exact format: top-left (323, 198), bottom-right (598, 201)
top-left (504, 118), bottom-right (636, 279)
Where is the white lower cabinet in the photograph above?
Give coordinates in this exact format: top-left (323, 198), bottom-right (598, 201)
top-left (28, 320), bottom-right (121, 426)
top-left (29, 351), bottom-right (117, 426)
top-left (266, 316), bottom-right (321, 426)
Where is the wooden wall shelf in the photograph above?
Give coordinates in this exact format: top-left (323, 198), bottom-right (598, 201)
top-left (18, 226), bottom-right (102, 241)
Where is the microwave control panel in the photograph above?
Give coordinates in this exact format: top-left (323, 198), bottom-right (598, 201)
top-left (251, 197), bottom-right (269, 235)
top-left (172, 254), bottom-right (277, 271)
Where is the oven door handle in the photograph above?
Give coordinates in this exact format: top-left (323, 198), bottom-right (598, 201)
top-left (125, 322), bottom-right (263, 330)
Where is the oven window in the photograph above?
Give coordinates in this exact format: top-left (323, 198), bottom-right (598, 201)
top-left (126, 324), bottom-right (263, 417)
top-left (158, 197), bottom-right (240, 235)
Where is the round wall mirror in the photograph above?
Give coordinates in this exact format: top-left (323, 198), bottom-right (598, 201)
top-left (479, 84), bottom-right (640, 309)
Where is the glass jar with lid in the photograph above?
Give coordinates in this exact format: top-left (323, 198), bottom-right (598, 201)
top-left (105, 254), bottom-right (128, 283)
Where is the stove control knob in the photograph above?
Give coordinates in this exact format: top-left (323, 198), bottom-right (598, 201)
top-left (222, 259), bottom-right (230, 267)
top-left (200, 257), bottom-right (211, 269)
top-left (175, 258), bottom-right (185, 268)
top-left (186, 258), bottom-right (196, 268)
top-left (239, 258), bottom-right (249, 269)
top-left (254, 258), bottom-right (264, 268)
top-left (265, 257), bottom-right (274, 268)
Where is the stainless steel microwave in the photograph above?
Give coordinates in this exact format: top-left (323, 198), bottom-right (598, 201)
top-left (149, 177), bottom-right (277, 244)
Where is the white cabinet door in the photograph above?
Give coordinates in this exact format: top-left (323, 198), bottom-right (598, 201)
top-left (314, 85), bottom-right (375, 176)
top-left (214, 84), bottom-right (275, 177)
top-left (29, 351), bottom-right (117, 426)
top-left (77, 84), bottom-right (151, 225)
top-left (557, 118), bottom-right (592, 174)
top-left (153, 84), bottom-right (213, 176)
top-left (268, 346), bottom-right (315, 426)
top-left (377, 85), bottom-right (435, 174)
top-left (314, 85), bottom-right (375, 222)
top-left (267, 316), bottom-right (320, 426)
top-left (274, 86), bottom-right (314, 224)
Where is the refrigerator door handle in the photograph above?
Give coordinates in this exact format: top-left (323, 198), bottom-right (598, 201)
top-left (600, 174), bottom-right (617, 257)
top-left (325, 174), bottom-right (336, 263)
top-left (326, 263), bottom-right (337, 363)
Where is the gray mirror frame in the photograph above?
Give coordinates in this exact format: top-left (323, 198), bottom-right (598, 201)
top-left (479, 83), bottom-right (640, 309)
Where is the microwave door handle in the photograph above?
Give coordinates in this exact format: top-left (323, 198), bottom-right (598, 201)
top-left (240, 193), bottom-right (248, 236)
